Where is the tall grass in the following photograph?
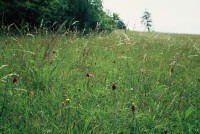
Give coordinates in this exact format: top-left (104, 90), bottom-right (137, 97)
top-left (0, 29), bottom-right (199, 133)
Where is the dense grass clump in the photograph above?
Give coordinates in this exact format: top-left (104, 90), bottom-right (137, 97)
top-left (0, 30), bottom-right (200, 133)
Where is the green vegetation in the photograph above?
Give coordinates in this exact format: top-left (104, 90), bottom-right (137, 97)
top-left (0, 30), bottom-right (200, 133)
top-left (141, 10), bottom-right (153, 32)
top-left (0, 0), bottom-right (125, 31)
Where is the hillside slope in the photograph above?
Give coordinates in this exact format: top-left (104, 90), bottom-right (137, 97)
top-left (0, 31), bottom-right (199, 133)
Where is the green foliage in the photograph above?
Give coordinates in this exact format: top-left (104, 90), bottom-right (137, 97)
top-left (113, 13), bottom-right (120, 20)
top-left (141, 10), bottom-right (153, 32)
top-left (0, 0), bottom-right (117, 31)
top-left (113, 13), bottom-right (126, 29)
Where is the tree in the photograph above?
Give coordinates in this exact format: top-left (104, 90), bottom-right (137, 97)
top-left (0, 0), bottom-right (121, 32)
top-left (0, 0), bottom-right (68, 27)
top-left (141, 10), bottom-right (153, 32)
top-left (113, 13), bottom-right (120, 20)
top-left (112, 13), bottom-right (126, 30)
top-left (65, 0), bottom-right (117, 31)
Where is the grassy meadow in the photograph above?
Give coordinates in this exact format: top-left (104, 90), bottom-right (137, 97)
top-left (0, 30), bottom-right (200, 133)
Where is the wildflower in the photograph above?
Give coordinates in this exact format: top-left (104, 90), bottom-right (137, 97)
top-left (65, 98), bottom-right (70, 108)
top-left (66, 98), bottom-right (70, 102)
top-left (112, 83), bottom-right (116, 91)
top-left (131, 104), bottom-right (136, 112)
top-left (13, 76), bottom-right (17, 83)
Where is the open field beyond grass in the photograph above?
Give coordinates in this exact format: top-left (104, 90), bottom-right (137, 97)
top-left (0, 30), bottom-right (200, 133)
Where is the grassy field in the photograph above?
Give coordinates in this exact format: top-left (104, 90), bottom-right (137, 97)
top-left (0, 30), bottom-right (200, 133)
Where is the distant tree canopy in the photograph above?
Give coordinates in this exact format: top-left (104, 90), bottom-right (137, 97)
top-left (141, 10), bottom-right (153, 32)
top-left (113, 13), bottom-right (126, 29)
top-left (0, 0), bottom-right (125, 31)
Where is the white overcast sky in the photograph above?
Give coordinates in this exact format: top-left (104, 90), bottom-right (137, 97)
top-left (103, 0), bottom-right (200, 34)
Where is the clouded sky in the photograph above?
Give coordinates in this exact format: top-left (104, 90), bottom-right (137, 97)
top-left (103, 0), bottom-right (200, 34)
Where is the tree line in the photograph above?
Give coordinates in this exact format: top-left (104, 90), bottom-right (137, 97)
top-left (0, 0), bottom-right (126, 32)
